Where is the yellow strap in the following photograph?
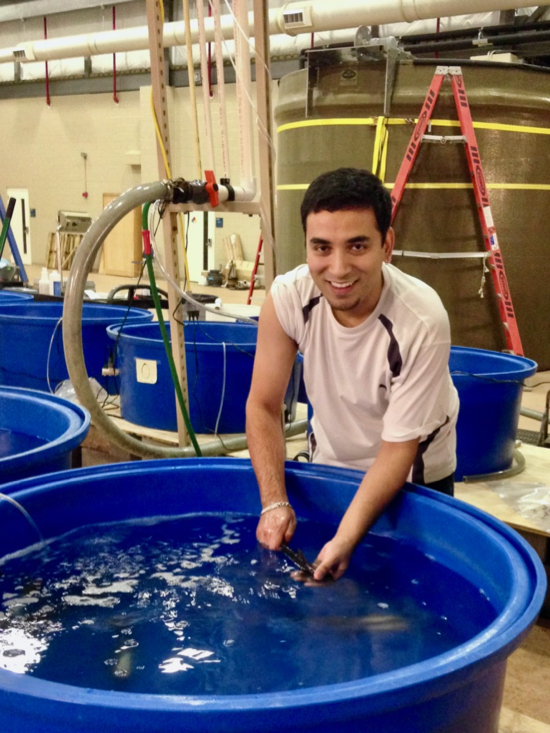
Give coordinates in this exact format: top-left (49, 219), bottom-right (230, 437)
top-left (277, 182), bottom-right (550, 191)
top-left (277, 118), bottom-right (378, 132)
top-left (372, 116), bottom-right (385, 176)
top-left (277, 117), bottom-right (550, 136)
top-left (379, 125), bottom-right (389, 183)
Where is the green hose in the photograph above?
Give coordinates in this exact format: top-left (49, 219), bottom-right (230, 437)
top-left (142, 203), bottom-right (202, 456)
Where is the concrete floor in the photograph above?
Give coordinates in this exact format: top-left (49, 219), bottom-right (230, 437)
top-left (18, 263), bottom-right (550, 731)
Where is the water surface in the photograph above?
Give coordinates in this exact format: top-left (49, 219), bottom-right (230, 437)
top-left (0, 513), bottom-right (497, 694)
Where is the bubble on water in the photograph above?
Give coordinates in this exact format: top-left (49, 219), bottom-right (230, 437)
top-left (119, 639), bottom-right (139, 650)
top-left (83, 581), bottom-right (138, 596)
top-left (63, 595), bottom-right (119, 608)
top-left (159, 657), bottom-right (194, 674)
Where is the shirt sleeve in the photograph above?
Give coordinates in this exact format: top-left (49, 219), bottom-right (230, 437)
top-left (381, 325), bottom-right (454, 443)
top-left (270, 269), bottom-right (308, 348)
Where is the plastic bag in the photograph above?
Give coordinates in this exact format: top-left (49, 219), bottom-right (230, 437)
top-left (488, 480), bottom-right (550, 533)
top-left (54, 378), bottom-right (115, 407)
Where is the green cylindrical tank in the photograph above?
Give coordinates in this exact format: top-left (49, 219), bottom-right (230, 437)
top-left (274, 58), bottom-right (550, 368)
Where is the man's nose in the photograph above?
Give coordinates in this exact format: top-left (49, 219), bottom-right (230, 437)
top-left (329, 250), bottom-right (351, 278)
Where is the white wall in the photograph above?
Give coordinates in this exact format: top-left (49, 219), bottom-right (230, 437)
top-left (0, 91), bottom-right (142, 265)
top-left (0, 78), bottom-right (273, 277)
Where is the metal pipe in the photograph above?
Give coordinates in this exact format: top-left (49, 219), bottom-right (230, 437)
top-left (0, 0), bottom-right (540, 64)
top-left (404, 27), bottom-right (550, 54)
top-left (520, 406), bottom-right (544, 422)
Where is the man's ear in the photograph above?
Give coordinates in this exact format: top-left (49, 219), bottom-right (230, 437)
top-left (383, 227), bottom-right (395, 263)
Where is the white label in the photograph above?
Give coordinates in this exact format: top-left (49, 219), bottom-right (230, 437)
top-left (135, 358), bottom-right (158, 385)
top-left (483, 206), bottom-right (494, 228)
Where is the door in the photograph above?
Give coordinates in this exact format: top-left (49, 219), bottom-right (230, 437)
top-left (99, 193), bottom-right (142, 277)
top-left (184, 211), bottom-right (215, 283)
top-left (6, 188), bottom-right (32, 265)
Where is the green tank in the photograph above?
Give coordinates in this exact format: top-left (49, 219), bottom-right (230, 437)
top-left (274, 57), bottom-right (550, 368)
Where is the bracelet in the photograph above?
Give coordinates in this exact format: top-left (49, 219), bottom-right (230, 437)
top-left (260, 501), bottom-right (293, 516)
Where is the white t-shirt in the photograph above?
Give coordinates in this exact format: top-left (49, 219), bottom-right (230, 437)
top-left (271, 263), bottom-right (459, 484)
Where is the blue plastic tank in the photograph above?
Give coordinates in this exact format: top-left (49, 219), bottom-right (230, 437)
top-left (0, 458), bottom-right (545, 732)
top-left (0, 302), bottom-right (153, 393)
top-left (450, 346), bottom-right (537, 479)
top-left (0, 290), bottom-right (33, 303)
top-left (0, 386), bottom-right (90, 484)
top-left (108, 321), bottom-right (300, 433)
top-left (298, 346), bottom-right (537, 480)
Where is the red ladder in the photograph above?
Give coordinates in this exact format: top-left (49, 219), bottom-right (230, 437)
top-left (390, 65), bottom-right (523, 356)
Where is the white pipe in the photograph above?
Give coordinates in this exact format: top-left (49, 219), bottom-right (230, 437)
top-left (211, 0), bottom-right (232, 179)
top-left (1, 0), bottom-right (539, 64)
top-left (233, 0), bottom-right (255, 190)
top-left (196, 0), bottom-right (216, 173)
top-left (182, 0), bottom-right (203, 178)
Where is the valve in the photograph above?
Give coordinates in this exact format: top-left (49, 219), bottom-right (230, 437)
top-left (204, 170), bottom-right (219, 207)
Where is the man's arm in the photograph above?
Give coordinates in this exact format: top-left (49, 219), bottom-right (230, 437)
top-left (246, 293), bottom-right (300, 550)
top-left (312, 438), bottom-right (419, 581)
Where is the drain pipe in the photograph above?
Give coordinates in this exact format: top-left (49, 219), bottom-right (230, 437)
top-left (62, 181), bottom-right (307, 459)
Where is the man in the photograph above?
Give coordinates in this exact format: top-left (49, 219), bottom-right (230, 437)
top-left (246, 168), bottom-right (459, 582)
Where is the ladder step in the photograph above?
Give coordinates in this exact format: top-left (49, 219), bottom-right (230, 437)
top-left (422, 134), bottom-right (467, 144)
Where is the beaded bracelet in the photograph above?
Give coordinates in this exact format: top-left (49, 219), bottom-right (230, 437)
top-left (260, 501), bottom-right (293, 516)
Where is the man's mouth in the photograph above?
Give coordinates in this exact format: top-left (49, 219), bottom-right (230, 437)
top-left (328, 280), bottom-right (356, 291)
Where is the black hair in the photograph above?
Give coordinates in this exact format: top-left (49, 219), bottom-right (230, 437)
top-left (300, 168), bottom-right (392, 240)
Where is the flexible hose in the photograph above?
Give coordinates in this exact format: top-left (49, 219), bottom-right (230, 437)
top-left (62, 182), bottom-right (307, 459)
top-left (63, 181), bottom-right (201, 458)
top-left (142, 202), bottom-right (202, 456)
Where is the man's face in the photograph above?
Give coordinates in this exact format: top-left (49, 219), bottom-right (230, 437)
top-left (305, 207), bottom-right (394, 327)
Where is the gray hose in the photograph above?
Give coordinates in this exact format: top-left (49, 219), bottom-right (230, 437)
top-left (63, 182), bottom-right (185, 457)
top-left (461, 449), bottom-right (526, 483)
top-left (62, 181), bottom-right (307, 458)
top-left (520, 406), bottom-right (544, 422)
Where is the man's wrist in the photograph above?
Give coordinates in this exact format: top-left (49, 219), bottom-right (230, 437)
top-left (260, 501), bottom-right (293, 516)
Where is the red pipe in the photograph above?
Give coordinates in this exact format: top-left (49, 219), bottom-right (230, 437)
top-left (247, 235), bottom-right (263, 305)
top-left (44, 17), bottom-right (51, 106)
top-left (112, 6), bottom-right (119, 103)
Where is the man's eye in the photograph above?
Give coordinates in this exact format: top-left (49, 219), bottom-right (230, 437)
top-left (351, 243), bottom-right (366, 252)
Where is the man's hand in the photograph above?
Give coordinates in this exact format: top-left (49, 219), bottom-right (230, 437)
top-left (256, 506), bottom-right (296, 551)
top-left (311, 535), bottom-right (356, 582)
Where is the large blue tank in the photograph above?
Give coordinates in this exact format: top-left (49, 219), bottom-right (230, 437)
top-left (0, 301), bottom-right (153, 392)
top-left (450, 347), bottom-right (537, 479)
top-left (0, 386), bottom-right (90, 484)
top-left (0, 458), bottom-right (545, 732)
top-left (0, 290), bottom-right (33, 303)
top-left (107, 321), bottom-right (302, 433)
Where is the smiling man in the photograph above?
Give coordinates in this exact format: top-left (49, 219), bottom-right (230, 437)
top-left (246, 168), bottom-right (459, 582)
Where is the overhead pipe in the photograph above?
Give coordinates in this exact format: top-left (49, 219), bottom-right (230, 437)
top-left (0, 0), bottom-right (541, 64)
top-left (403, 26), bottom-right (550, 54)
